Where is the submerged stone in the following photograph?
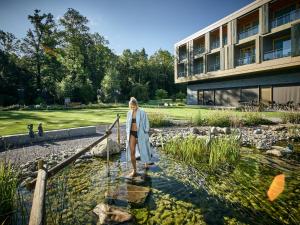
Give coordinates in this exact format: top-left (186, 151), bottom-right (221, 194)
top-left (105, 184), bottom-right (150, 204)
top-left (93, 203), bottom-right (133, 224)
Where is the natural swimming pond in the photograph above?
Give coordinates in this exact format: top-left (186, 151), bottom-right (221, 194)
top-left (21, 144), bottom-right (300, 225)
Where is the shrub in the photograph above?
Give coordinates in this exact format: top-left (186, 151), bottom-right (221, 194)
top-left (176, 91), bottom-right (186, 101)
top-left (148, 112), bottom-right (173, 127)
top-left (242, 112), bottom-right (274, 126)
top-left (282, 112), bottom-right (300, 124)
top-left (155, 89), bottom-right (168, 100)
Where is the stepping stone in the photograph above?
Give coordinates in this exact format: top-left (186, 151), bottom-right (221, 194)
top-left (93, 203), bottom-right (133, 225)
top-left (120, 171), bottom-right (147, 184)
top-left (105, 184), bottom-right (150, 205)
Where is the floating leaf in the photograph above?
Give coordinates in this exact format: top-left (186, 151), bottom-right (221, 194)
top-left (267, 174), bottom-right (285, 201)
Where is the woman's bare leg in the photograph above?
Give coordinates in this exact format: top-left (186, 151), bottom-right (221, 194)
top-left (129, 135), bottom-right (137, 176)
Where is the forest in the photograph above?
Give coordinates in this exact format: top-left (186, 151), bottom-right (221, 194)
top-left (0, 8), bottom-right (186, 106)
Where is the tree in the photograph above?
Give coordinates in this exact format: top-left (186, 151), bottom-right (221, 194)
top-left (0, 30), bottom-right (20, 55)
top-left (101, 67), bottom-right (120, 103)
top-left (130, 83), bottom-right (149, 102)
top-left (155, 89), bottom-right (168, 100)
top-left (21, 9), bottom-right (57, 92)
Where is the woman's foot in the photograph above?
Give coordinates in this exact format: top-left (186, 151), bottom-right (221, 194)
top-left (129, 170), bottom-right (137, 177)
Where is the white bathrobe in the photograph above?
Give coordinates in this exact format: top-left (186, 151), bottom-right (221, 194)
top-left (125, 108), bottom-right (152, 163)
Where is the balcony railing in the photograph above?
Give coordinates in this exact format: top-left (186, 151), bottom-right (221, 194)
top-left (194, 47), bottom-right (205, 56)
top-left (211, 41), bottom-right (220, 50)
top-left (223, 36), bottom-right (228, 45)
top-left (271, 9), bottom-right (300, 28)
top-left (236, 54), bottom-right (256, 66)
top-left (193, 64), bottom-right (204, 74)
top-left (178, 71), bottom-right (187, 77)
top-left (263, 47), bottom-right (291, 61)
top-left (179, 54), bottom-right (187, 61)
top-left (208, 63), bottom-right (220, 72)
top-left (238, 25), bottom-right (259, 40)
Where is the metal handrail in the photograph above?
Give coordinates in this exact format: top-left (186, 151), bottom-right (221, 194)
top-left (193, 65), bottom-right (204, 74)
top-left (236, 54), bottom-right (256, 66)
top-left (194, 47), bottom-right (205, 55)
top-left (211, 41), bottom-right (220, 50)
top-left (263, 47), bottom-right (291, 61)
top-left (208, 63), bottom-right (220, 72)
top-left (271, 9), bottom-right (300, 28)
top-left (238, 25), bottom-right (258, 40)
top-left (178, 71), bottom-right (187, 77)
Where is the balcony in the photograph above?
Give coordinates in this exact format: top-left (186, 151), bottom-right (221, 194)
top-left (263, 47), bottom-right (291, 61)
top-left (179, 54), bottom-right (187, 62)
top-left (238, 25), bottom-right (258, 40)
top-left (208, 63), bottom-right (220, 72)
top-left (194, 64), bottom-right (204, 74)
top-left (194, 47), bottom-right (205, 56)
top-left (271, 9), bottom-right (300, 28)
top-left (236, 54), bottom-right (256, 66)
top-left (178, 71), bottom-right (187, 78)
top-left (211, 41), bottom-right (220, 50)
top-left (223, 36), bottom-right (228, 45)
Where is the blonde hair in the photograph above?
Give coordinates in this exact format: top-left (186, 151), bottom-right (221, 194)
top-left (129, 97), bottom-right (138, 106)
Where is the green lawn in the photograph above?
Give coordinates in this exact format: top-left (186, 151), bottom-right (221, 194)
top-left (0, 106), bottom-right (284, 136)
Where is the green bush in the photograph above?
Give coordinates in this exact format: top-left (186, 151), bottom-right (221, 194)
top-left (155, 89), bottom-right (168, 100)
top-left (242, 112), bottom-right (274, 126)
top-left (282, 112), bottom-right (300, 124)
top-left (148, 112), bottom-right (173, 127)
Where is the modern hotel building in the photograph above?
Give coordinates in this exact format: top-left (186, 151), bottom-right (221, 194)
top-left (174, 0), bottom-right (300, 106)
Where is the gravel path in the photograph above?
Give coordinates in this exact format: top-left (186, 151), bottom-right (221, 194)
top-left (0, 124), bottom-right (126, 166)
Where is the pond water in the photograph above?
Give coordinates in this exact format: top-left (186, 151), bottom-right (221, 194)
top-left (22, 144), bottom-right (300, 225)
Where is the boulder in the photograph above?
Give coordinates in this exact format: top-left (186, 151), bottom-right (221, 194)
top-left (266, 149), bottom-right (282, 157)
top-left (256, 140), bottom-right (271, 150)
top-left (222, 127), bottom-right (231, 135)
top-left (93, 203), bottom-right (133, 225)
top-left (253, 129), bottom-right (262, 135)
top-left (91, 139), bottom-right (120, 157)
top-left (210, 127), bottom-right (218, 135)
top-left (191, 127), bottom-right (200, 135)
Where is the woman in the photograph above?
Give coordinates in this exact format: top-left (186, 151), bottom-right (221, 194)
top-left (126, 97), bottom-right (152, 177)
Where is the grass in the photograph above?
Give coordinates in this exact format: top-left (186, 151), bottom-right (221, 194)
top-left (0, 105), bottom-right (286, 136)
top-left (0, 161), bottom-right (18, 225)
top-left (162, 134), bottom-right (240, 169)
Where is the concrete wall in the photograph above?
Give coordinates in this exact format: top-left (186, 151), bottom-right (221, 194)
top-left (0, 126), bottom-right (96, 150)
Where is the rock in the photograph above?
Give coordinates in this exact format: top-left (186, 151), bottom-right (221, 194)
top-left (93, 203), bottom-right (133, 225)
top-left (79, 152), bottom-right (93, 160)
top-left (91, 139), bottom-right (120, 157)
top-left (210, 127), bottom-right (218, 135)
top-left (222, 127), bottom-right (231, 135)
top-left (253, 129), bottom-right (262, 135)
top-left (191, 127), bottom-right (200, 135)
top-left (272, 126), bottom-right (287, 131)
top-left (266, 149), bottom-right (282, 157)
top-left (256, 140), bottom-right (271, 150)
top-left (20, 177), bottom-right (33, 187)
top-left (105, 184), bottom-right (150, 205)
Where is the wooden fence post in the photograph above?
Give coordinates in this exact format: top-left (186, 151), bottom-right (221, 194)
top-left (29, 160), bottom-right (47, 225)
top-left (117, 114), bottom-right (120, 146)
top-left (106, 126), bottom-right (110, 177)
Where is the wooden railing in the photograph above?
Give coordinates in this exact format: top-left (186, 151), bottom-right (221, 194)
top-left (28, 114), bottom-right (121, 225)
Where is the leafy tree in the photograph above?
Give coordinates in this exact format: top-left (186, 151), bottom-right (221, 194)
top-left (100, 67), bottom-right (121, 103)
top-left (21, 9), bottom-right (57, 92)
top-left (176, 91), bottom-right (186, 101)
top-left (155, 89), bottom-right (168, 100)
top-left (130, 83), bottom-right (149, 102)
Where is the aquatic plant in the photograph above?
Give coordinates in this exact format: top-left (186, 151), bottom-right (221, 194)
top-left (162, 134), bottom-right (240, 169)
top-left (282, 112), bottom-right (300, 124)
top-left (148, 112), bottom-right (173, 127)
top-left (0, 161), bottom-right (18, 225)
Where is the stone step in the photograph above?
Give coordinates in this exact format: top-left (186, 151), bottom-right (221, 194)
top-left (105, 184), bottom-right (150, 205)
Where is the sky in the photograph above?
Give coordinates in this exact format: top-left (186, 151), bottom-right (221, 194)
top-left (0, 0), bottom-right (253, 56)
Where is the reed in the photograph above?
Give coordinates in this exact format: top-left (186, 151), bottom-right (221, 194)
top-left (0, 161), bottom-right (18, 225)
top-left (162, 134), bottom-right (240, 169)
